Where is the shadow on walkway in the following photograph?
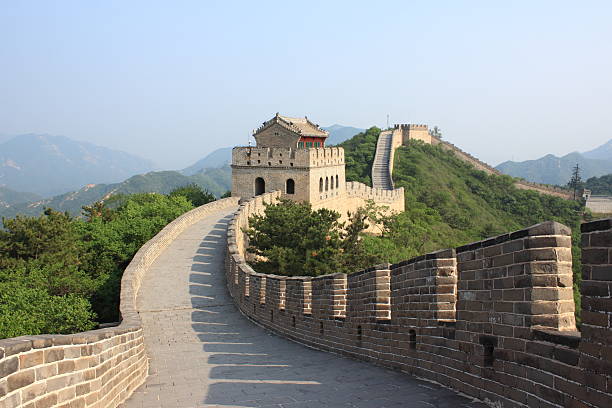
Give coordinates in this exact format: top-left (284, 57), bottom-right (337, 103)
top-left (189, 216), bottom-right (485, 408)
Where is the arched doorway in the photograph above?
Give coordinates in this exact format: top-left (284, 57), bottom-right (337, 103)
top-left (286, 178), bottom-right (295, 194)
top-left (255, 177), bottom-right (265, 196)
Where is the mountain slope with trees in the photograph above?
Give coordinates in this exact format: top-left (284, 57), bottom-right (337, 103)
top-left (0, 187), bottom-right (41, 208)
top-left (0, 168), bottom-right (231, 219)
top-left (339, 127), bottom-right (583, 259)
top-left (585, 174), bottom-right (612, 195)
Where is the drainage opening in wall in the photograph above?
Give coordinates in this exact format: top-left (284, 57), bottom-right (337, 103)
top-left (253, 304), bottom-right (256, 314)
top-left (409, 329), bottom-right (417, 350)
top-left (479, 335), bottom-right (497, 367)
top-left (292, 316), bottom-right (296, 327)
top-left (357, 325), bottom-right (362, 347)
top-left (270, 310), bottom-right (274, 322)
top-left (320, 321), bottom-right (324, 335)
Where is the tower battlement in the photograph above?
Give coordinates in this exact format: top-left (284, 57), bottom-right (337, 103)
top-left (393, 123), bottom-right (431, 144)
top-left (394, 123), bottom-right (428, 130)
top-left (232, 114), bottom-right (404, 219)
top-left (232, 146), bottom-right (344, 169)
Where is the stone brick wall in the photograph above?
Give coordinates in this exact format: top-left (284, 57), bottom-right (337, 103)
top-left (227, 195), bottom-right (612, 407)
top-left (0, 197), bottom-right (239, 408)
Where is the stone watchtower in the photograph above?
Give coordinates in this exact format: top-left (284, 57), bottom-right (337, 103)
top-left (231, 113), bottom-right (346, 204)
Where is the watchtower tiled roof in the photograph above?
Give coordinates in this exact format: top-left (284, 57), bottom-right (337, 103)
top-left (254, 113), bottom-right (329, 138)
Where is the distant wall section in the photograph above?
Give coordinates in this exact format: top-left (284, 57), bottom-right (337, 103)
top-left (393, 124), bottom-right (573, 200)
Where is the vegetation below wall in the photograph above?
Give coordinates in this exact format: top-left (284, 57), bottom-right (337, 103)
top-left (585, 173), bottom-right (612, 195)
top-left (340, 127), bottom-right (382, 187)
top-left (0, 185), bottom-right (215, 339)
top-left (274, 128), bottom-right (587, 317)
top-left (246, 199), bottom-right (381, 277)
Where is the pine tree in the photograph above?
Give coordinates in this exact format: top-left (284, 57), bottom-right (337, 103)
top-left (568, 163), bottom-right (583, 200)
top-left (429, 126), bottom-right (442, 139)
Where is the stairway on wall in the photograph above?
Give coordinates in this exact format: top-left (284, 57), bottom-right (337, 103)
top-left (372, 130), bottom-right (394, 190)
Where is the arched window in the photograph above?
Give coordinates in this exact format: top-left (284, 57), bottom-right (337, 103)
top-left (255, 177), bottom-right (265, 196)
top-left (330, 177), bottom-right (334, 190)
top-left (319, 178), bottom-right (323, 192)
top-left (286, 178), bottom-right (295, 194)
top-left (325, 177), bottom-right (329, 191)
top-left (336, 175), bottom-right (339, 189)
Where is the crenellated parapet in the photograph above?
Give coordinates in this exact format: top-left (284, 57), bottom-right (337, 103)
top-left (232, 146), bottom-right (344, 169)
top-left (344, 181), bottom-right (404, 203)
top-left (226, 193), bottom-right (612, 407)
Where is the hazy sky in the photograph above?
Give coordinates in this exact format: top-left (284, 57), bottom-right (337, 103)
top-left (1, 1), bottom-right (611, 169)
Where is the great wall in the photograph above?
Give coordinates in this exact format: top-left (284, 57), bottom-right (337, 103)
top-left (227, 192), bottom-right (612, 408)
top-left (0, 117), bottom-right (609, 408)
top-left (382, 124), bottom-right (573, 200)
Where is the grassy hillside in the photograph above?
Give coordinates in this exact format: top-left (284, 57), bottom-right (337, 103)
top-left (392, 142), bottom-right (582, 245)
top-left (340, 126), bottom-right (381, 187)
top-left (341, 128), bottom-right (584, 315)
top-left (0, 167), bottom-right (231, 219)
top-left (341, 127), bottom-right (582, 246)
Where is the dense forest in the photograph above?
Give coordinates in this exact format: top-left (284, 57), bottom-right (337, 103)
top-left (0, 185), bottom-right (215, 339)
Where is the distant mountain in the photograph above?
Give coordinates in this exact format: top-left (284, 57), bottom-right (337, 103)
top-left (323, 125), bottom-right (365, 145)
top-left (0, 186), bottom-right (41, 208)
top-left (496, 139), bottom-right (612, 185)
top-left (583, 139), bottom-right (612, 160)
top-left (182, 147), bottom-right (233, 175)
top-left (0, 167), bottom-right (231, 219)
top-left (0, 134), bottom-right (156, 197)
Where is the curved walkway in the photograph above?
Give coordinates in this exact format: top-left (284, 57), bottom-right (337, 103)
top-left (123, 209), bottom-right (486, 408)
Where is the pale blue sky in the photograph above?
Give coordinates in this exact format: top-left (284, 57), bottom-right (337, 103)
top-left (1, 1), bottom-right (611, 168)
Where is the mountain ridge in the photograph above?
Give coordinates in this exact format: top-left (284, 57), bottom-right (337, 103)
top-left (0, 167), bottom-right (231, 220)
top-left (496, 138), bottom-right (612, 185)
top-left (0, 134), bottom-right (157, 197)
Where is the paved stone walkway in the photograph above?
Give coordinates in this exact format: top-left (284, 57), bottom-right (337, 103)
top-left (372, 130), bottom-right (394, 190)
top-left (122, 209), bottom-right (487, 408)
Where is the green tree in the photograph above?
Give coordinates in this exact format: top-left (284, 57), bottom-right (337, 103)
top-left (245, 199), bottom-right (346, 276)
top-left (568, 163), bottom-right (583, 200)
top-left (169, 184), bottom-right (216, 206)
top-left (0, 283), bottom-right (95, 338)
top-left (429, 126), bottom-right (443, 139)
top-left (0, 208), bottom-right (81, 264)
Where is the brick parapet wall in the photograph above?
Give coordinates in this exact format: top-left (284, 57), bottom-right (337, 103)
top-left (227, 196), bottom-right (612, 407)
top-left (0, 197), bottom-right (240, 408)
top-left (580, 219), bottom-right (612, 384)
top-left (344, 181), bottom-right (404, 203)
